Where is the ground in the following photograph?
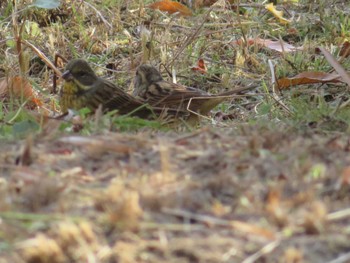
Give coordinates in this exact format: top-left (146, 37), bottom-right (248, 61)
top-left (1, 1), bottom-right (350, 262)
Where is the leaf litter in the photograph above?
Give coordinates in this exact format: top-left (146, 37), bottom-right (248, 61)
top-left (1, 1), bottom-right (350, 263)
top-left (1, 127), bottom-right (350, 262)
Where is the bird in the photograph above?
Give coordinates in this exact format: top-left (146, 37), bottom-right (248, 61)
top-left (133, 64), bottom-right (253, 118)
top-left (59, 59), bottom-right (189, 121)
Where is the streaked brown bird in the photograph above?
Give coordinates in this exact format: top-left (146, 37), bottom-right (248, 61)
top-left (60, 59), bottom-right (188, 120)
top-left (133, 64), bottom-right (253, 118)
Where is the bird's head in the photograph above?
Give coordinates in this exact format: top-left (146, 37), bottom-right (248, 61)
top-left (62, 59), bottom-right (98, 90)
top-left (133, 64), bottom-right (164, 96)
top-left (135, 64), bottom-right (163, 85)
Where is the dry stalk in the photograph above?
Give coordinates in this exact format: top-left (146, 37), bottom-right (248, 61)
top-left (22, 40), bottom-right (61, 77)
top-left (241, 240), bottom-right (281, 263)
top-left (268, 59), bottom-right (291, 114)
top-left (166, 5), bottom-right (216, 68)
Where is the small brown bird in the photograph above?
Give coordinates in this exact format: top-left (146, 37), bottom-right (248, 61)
top-left (60, 59), bottom-right (188, 120)
top-left (133, 64), bottom-right (253, 117)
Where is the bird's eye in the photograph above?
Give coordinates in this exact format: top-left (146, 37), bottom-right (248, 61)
top-left (77, 71), bottom-right (86, 77)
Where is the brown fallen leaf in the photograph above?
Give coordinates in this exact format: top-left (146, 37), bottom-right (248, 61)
top-left (265, 187), bottom-right (288, 227)
top-left (339, 41), bottom-right (350, 58)
top-left (148, 0), bottom-right (192, 16)
top-left (191, 58), bottom-right (207, 74)
top-left (335, 166), bottom-right (350, 190)
top-left (301, 201), bottom-right (327, 234)
top-left (229, 220), bottom-right (276, 240)
top-left (281, 247), bottom-right (304, 263)
top-left (277, 71), bottom-right (343, 89)
top-left (259, 39), bottom-right (302, 53)
top-left (234, 38), bottom-right (302, 53)
top-left (59, 136), bottom-right (133, 156)
top-left (0, 76), bottom-right (43, 107)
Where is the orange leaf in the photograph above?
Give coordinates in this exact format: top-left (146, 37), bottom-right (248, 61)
top-left (148, 0), bottom-right (192, 16)
top-left (340, 41), bottom-right (350, 58)
top-left (191, 58), bottom-right (207, 74)
top-left (266, 188), bottom-right (288, 227)
top-left (277, 72), bottom-right (344, 89)
top-left (0, 76), bottom-right (43, 106)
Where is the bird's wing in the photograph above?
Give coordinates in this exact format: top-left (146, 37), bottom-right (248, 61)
top-left (100, 80), bottom-right (189, 119)
top-left (143, 81), bottom-right (211, 107)
top-left (144, 82), bottom-right (256, 114)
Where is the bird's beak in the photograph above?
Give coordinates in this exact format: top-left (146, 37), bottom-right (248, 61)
top-left (62, 70), bottom-right (73, 81)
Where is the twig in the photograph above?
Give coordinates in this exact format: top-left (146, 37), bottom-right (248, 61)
top-left (53, 54), bottom-right (68, 94)
top-left (162, 207), bottom-right (275, 239)
top-left (163, 207), bottom-right (238, 227)
top-left (319, 47), bottom-right (350, 89)
top-left (166, 5), bottom-right (215, 68)
top-left (268, 59), bottom-right (291, 113)
top-left (22, 40), bottom-right (62, 77)
top-left (326, 252), bottom-right (350, 263)
top-left (326, 207), bottom-right (350, 222)
top-left (83, 0), bottom-right (112, 29)
top-left (140, 222), bottom-right (204, 231)
top-left (242, 240), bottom-right (281, 263)
top-left (7, 99), bottom-right (30, 124)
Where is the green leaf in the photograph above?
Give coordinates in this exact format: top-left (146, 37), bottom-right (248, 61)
top-left (6, 39), bottom-right (15, 48)
top-left (31, 0), bottom-right (60, 9)
top-left (25, 21), bottom-right (41, 38)
top-left (0, 125), bottom-right (13, 139)
top-left (78, 107), bottom-right (92, 117)
top-left (259, 103), bottom-right (272, 115)
top-left (13, 120), bottom-right (39, 138)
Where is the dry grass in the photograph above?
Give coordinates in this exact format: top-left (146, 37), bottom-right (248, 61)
top-left (1, 0), bottom-right (350, 262)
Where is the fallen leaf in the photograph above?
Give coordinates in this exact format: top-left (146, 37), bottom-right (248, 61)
top-left (286, 27), bottom-right (298, 35)
top-left (266, 188), bottom-right (288, 227)
top-left (191, 58), bottom-right (207, 73)
top-left (257, 39), bottom-right (302, 53)
top-left (339, 41), bottom-right (350, 58)
top-left (301, 201), bottom-right (327, 234)
top-left (148, 0), bottom-right (192, 16)
top-left (265, 3), bottom-right (290, 24)
top-left (0, 76), bottom-right (43, 106)
top-left (277, 72), bottom-right (344, 89)
top-left (338, 166), bottom-right (350, 188)
top-left (230, 220), bottom-right (276, 240)
top-left (233, 38), bottom-right (302, 53)
top-left (281, 247), bottom-right (304, 263)
top-left (59, 136), bottom-right (133, 155)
